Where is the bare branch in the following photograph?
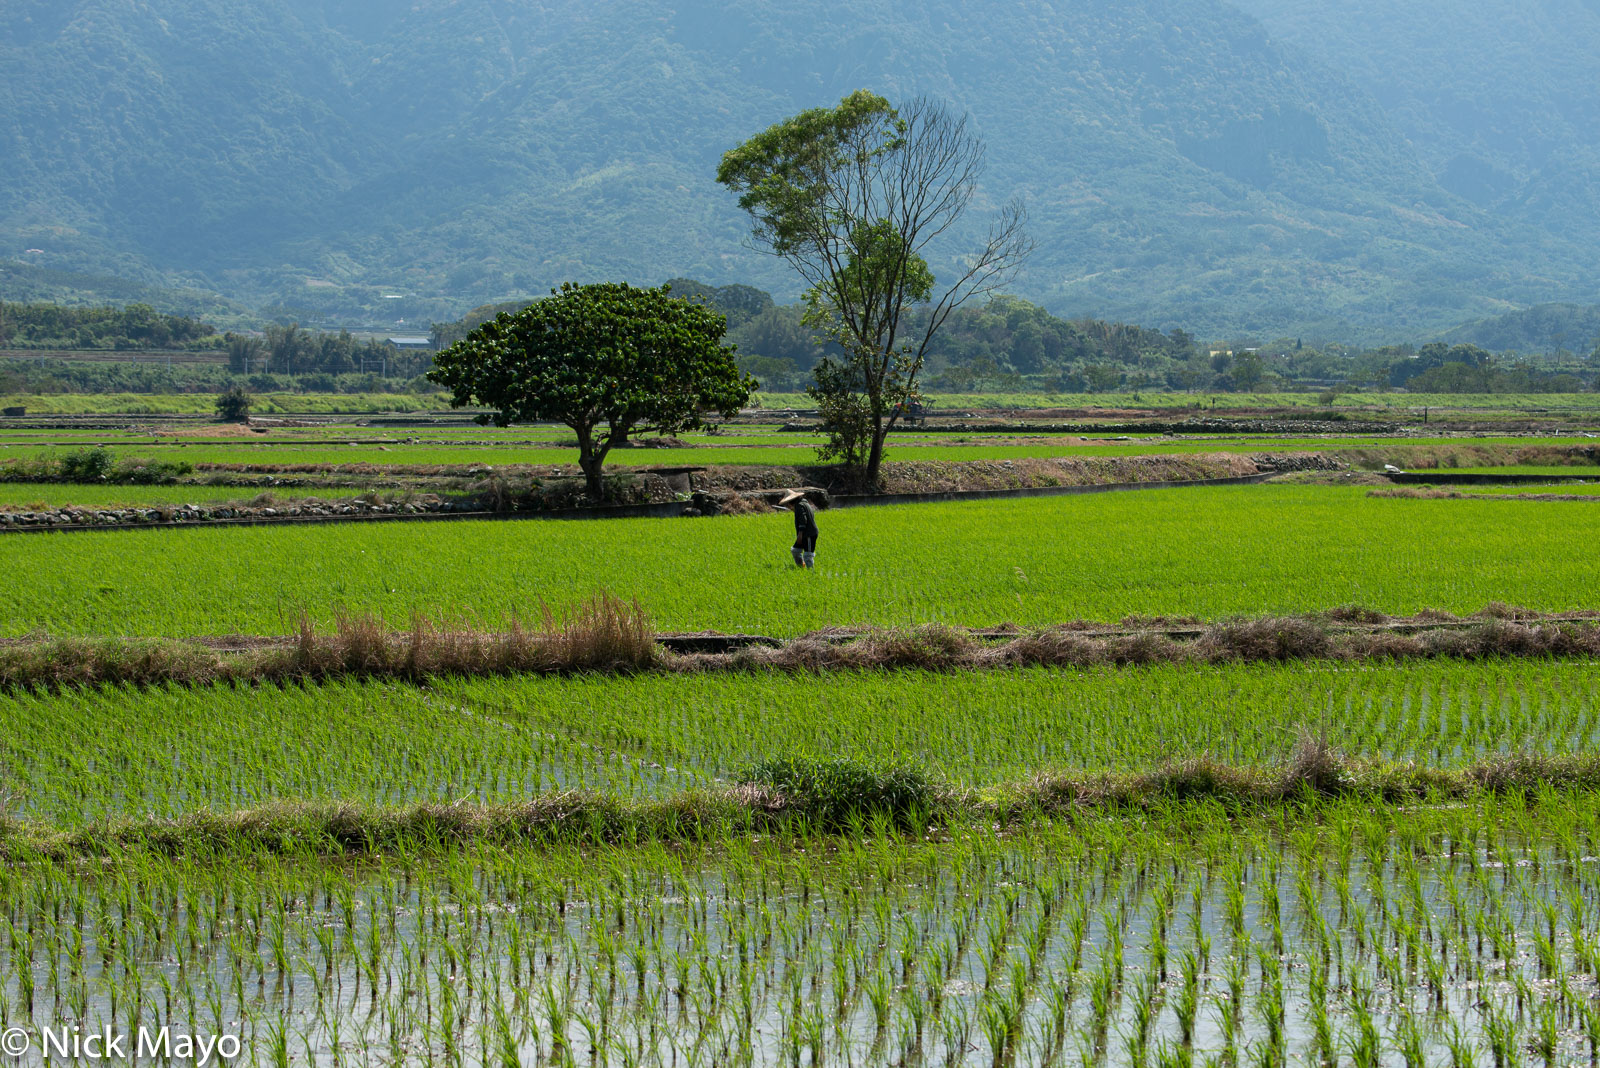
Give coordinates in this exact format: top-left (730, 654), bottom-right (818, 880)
top-left (914, 198), bottom-right (1034, 368)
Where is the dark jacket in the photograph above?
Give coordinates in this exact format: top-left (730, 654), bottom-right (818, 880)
top-left (792, 498), bottom-right (818, 534)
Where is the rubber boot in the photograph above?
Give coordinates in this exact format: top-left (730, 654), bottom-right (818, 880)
top-left (802, 552), bottom-right (815, 569)
top-left (791, 546), bottom-right (805, 567)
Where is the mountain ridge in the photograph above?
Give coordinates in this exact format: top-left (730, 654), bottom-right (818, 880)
top-left (2, 0), bottom-right (1595, 341)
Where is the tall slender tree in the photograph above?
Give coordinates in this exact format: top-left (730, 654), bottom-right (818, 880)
top-left (718, 90), bottom-right (1030, 486)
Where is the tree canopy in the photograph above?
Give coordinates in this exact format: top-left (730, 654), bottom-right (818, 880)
top-left (427, 283), bottom-right (754, 498)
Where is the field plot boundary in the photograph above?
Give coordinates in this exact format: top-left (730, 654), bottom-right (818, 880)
top-left (0, 471), bottom-right (1282, 534)
top-left (7, 747), bottom-right (1600, 860)
top-left (1388, 471), bottom-right (1600, 485)
top-left (20, 608), bottom-right (1589, 653)
top-left (830, 471), bottom-right (1276, 508)
top-left (7, 607), bottom-right (1600, 691)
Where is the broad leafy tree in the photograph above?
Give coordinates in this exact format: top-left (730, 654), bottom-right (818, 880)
top-left (718, 90), bottom-right (1029, 486)
top-left (428, 282), bottom-right (754, 499)
top-left (214, 386), bottom-right (251, 422)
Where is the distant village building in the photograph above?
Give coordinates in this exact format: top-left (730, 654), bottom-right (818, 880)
top-left (386, 336), bottom-right (435, 351)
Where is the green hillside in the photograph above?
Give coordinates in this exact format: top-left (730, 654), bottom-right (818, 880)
top-left (1442, 303), bottom-right (1600, 356)
top-left (2, 0), bottom-right (1596, 340)
top-left (1232, 0), bottom-right (1600, 241)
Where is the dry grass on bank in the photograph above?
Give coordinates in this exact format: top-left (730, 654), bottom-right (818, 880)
top-left (0, 591), bottom-right (657, 689)
top-left (6, 603), bottom-right (1600, 692)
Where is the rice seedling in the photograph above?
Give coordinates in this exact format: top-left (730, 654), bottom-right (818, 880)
top-left (0, 798), bottom-right (1570, 1063)
top-left (2, 655), bottom-right (1597, 831)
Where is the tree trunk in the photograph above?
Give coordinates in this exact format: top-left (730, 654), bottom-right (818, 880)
top-left (864, 413), bottom-right (888, 490)
top-left (574, 422), bottom-right (607, 501)
top-left (579, 453), bottom-right (605, 501)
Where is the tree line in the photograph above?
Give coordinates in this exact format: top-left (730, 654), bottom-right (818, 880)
top-left (0, 358), bottom-right (438, 397)
top-left (223, 325), bottom-right (432, 378)
top-left (1243, 340), bottom-right (1595, 395)
top-left (432, 283), bottom-right (1600, 400)
top-left (0, 301), bottom-right (221, 350)
top-left (7, 288), bottom-right (1598, 406)
top-left (432, 284), bottom-right (1204, 395)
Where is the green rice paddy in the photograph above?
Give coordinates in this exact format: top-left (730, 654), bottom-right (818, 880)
top-left (20, 387), bottom-right (1600, 415)
top-left (3, 485), bottom-right (1597, 638)
top-left (0, 391), bottom-right (445, 415)
top-left (2, 658), bottom-right (1595, 826)
top-left (0, 794), bottom-right (1594, 1065)
top-left (5, 429), bottom-right (1595, 475)
top-left (1457, 482), bottom-right (1600, 496)
top-left (0, 439), bottom-right (1355, 468)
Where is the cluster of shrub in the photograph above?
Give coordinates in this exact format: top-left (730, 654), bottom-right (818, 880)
top-left (1367, 342), bottom-right (1589, 393)
top-left (1099, 339), bottom-right (1598, 397)
top-left (0, 447), bottom-right (192, 485)
top-left (926, 332), bottom-right (1597, 395)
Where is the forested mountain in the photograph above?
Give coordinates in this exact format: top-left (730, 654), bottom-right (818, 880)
top-left (1442, 304), bottom-right (1600, 356)
top-left (1231, 0), bottom-right (1600, 244)
top-left (2, 0), bottom-right (1597, 340)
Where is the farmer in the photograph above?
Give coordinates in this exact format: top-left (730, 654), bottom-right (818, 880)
top-left (780, 490), bottom-right (817, 569)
